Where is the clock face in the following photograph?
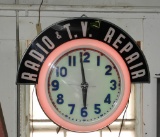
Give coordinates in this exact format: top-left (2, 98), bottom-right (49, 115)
top-left (48, 48), bottom-right (121, 125)
top-left (36, 39), bottom-right (130, 132)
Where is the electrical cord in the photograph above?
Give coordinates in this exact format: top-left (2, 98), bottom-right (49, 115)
top-left (38, 0), bottom-right (44, 25)
top-left (118, 100), bottom-right (129, 137)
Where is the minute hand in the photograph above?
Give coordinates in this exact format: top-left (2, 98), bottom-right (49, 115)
top-left (80, 54), bottom-right (86, 83)
top-left (80, 53), bottom-right (88, 108)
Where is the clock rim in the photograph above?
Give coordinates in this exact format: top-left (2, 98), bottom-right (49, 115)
top-left (36, 38), bottom-right (131, 132)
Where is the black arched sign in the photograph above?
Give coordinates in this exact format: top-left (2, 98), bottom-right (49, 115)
top-left (17, 17), bottom-right (150, 84)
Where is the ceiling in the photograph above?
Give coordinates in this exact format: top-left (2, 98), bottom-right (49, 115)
top-left (1, 0), bottom-right (160, 7)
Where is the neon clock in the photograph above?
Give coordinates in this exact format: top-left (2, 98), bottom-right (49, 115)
top-left (17, 17), bottom-right (150, 132)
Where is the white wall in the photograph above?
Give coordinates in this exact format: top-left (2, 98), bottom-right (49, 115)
top-left (0, 15), bottom-right (17, 137)
top-left (1, 0), bottom-right (160, 6)
top-left (143, 18), bottom-right (160, 137)
top-left (0, 5), bottom-right (160, 137)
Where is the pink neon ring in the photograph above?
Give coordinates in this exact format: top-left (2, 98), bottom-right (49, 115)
top-left (36, 38), bottom-right (131, 132)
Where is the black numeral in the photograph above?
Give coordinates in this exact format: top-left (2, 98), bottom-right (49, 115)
top-left (81, 107), bottom-right (88, 117)
top-left (94, 104), bottom-right (101, 114)
top-left (57, 94), bottom-right (64, 104)
top-left (97, 56), bottom-right (100, 66)
top-left (68, 56), bottom-right (76, 66)
top-left (110, 80), bottom-right (117, 90)
top-left (68, 104), bottom-right (75, 114)
top-left (105, 65), bottom-right (112, 75)
top-left (104, 94), bottom-right (111, 104)
top-left (80, 52), bottom-right (90, 63)
top-left (56, 67), bottom-right (67, 77)
top-left (51, 80), bottom-right (59, 91)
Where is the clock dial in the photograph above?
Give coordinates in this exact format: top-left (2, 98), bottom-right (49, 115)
top-left (47, 48), bottom-right (121, 125)
top-left (36, 39), bottom-right (131, 132)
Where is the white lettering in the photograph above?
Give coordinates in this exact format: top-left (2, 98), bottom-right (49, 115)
top-left (21, 72), bottom-right (37, 81)
top-left (29, 50), bottom-right (44, 62)
top-left (112, 34), bottom-right (126, 49)
top-left (129, 62), bottom-right (143, 70)
top-left (125, 52), bottom-right (139, 64)
top-left (42, 36), bottom-right (55, 50)
top-left (36, 43), bottom-right (49, 54)
top-left (120, 42), bottom-right (133, 53)
top-left (63, 23), bottom-right (72, 39)
top-left (131, 69), bottom-right (146, 79)
top-left (81, 21), bottom-right (88, 37)
top-left (104, 27), bottom-right (115, 43)
top-left (24, 60), bottom-right (40, 71)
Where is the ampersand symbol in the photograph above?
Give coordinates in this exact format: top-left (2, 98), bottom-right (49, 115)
top-left (55, 31), bottom-right (62, 39)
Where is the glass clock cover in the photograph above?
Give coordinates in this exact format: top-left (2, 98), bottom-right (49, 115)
top-left (36, 39), bottom-right (131, 132)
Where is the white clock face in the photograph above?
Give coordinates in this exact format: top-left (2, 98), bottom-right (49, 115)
top-left (47, 48), bottom-right (121, 126)
top-left (36, 39), bottom-right (130, 132)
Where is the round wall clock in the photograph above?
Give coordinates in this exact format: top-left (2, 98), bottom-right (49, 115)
top-left (17, 17), bottom-right (150, 132)
top-left (36, 38), bottom-right (131, 132)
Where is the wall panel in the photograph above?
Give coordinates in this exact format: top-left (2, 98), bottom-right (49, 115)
top-left (18, 0), bottom-right (160, 7)
top-left (143, 19), bottom-right (160, 137)
top-left (0, 0), bottom-right (15, 4)
top-left (0, 17), bottom-right (17, 137)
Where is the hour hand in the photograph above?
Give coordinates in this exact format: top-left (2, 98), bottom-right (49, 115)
top-left (81, 82), bottom-right (88, 108)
